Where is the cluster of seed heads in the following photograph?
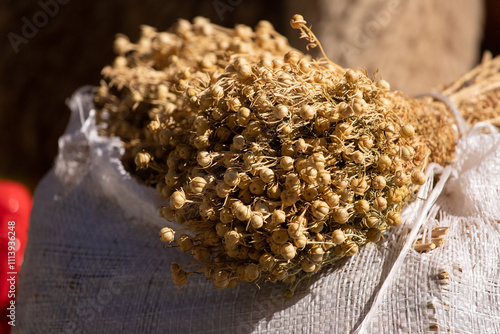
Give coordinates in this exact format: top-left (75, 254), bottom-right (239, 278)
top-left (96, 15), bottom-right (430, 295)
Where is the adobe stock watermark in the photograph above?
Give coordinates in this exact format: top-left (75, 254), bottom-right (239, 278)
top-left (212, 0), bottom-right (243, 22)
top-left (7, 0), bottom-right (72, 54)
top-left (338, 0), bottom-right (404, 60)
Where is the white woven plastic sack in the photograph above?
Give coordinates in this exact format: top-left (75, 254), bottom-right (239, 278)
top-left (15, 87), bottom-right (500, 333)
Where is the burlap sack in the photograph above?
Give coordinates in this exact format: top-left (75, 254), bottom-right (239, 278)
top-left (14, 88), bottom-right (500, 333)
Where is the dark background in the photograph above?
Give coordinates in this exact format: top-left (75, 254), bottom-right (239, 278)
top-left (1, 0), bottom-right (499, 191)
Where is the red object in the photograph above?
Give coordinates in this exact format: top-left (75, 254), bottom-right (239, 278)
top-left (0, 181), bottom-right (32, 333)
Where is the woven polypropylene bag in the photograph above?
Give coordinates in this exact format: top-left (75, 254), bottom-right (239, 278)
top-left (15, 87), bottom-right (500, 333)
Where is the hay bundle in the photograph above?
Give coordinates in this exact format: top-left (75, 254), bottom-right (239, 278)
top-left (94, 15), bottom-right (499, 294)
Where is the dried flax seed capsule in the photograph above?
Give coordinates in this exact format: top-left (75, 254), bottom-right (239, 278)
top-left (308, 245), bottom-right (324, 263)
top-left (189, 177), bottom-right (207, 194)
top-left (363, 215), bottom-right (379, 228)
top-left (245, 264), bottom-right (260, 281)
top-left (259, 167), bottom-right (275, 183)
top-left (176, 235), bottom-right (194, 253)
top-left (301, 259), bottom-right (316, 273)
top-left (287, 222), bottom-right (304, 239)
top-left (400, 124), bottom-right (415, 138)
top-left (294, 235), bottom-right (308, 249)
top-left (249, 178), bottom-right (266, 195)
top-left (342, 240), bottom-right (359, 256)
top-left (355, 199), bottom-right (370, 214)
top-left (272, 229), bottom-right (289, 245)
top-left (331, 229), bottom-right (346, 244)
top-left (224, 169), bottom-right (240, 187)
top-left (159, 227), bottom-right (175, 243)
top-left (272, 209), bottom-right (287, 224)
top-left (224, 230), bottom-right (241, 248)
top-left (273, 104), bottom-right (289, 119)
top-left (233, 203), bottom-right (252, 221)
top-left (373, 197), bottom-right (388, 211)
top-left (371, 175), bottom-right (387, 190)
top-left (311, 200), bottom-right (329, 219)
top-left (216, 222), bottom-right (229, 237)
top-left (299, 105), bottom-right (316, 120)
top-left (249, 213), bottom-right (264, 229)
top-left (366, 228), bottom-right (382, 242)
top-left (135, 152), bottom-right (151, 169)
top-left (197, 151), bottom-right (213, 167)
top-left (411, 170), bottom-right (426, 185)
top-left (267, 183), bottom-right (282, 199)
top-left (386, 212), bottom-right (402, 226)
top-left (170, 190), bottom-right (187, 209)
top-left (333, 207), bottom-right (349, 224)
top-left (192, 245), bottom-right (210, 261)
top-left (279, 156), bottom-right (294, 171)
top-left (280, 242), bottom-right (297, 260)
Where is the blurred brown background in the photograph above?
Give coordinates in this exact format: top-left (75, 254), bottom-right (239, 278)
top-left (1, 0), bottom-right (499, 191)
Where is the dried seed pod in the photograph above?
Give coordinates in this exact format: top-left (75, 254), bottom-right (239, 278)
top-left (273, 104), bottom-right (289, 119)
top-left (135, 152), bottom-right (151, 169)
top-left (259, 253), bottom-right (276, 270)
top-left (363, 215), bottom-right (379, 228)
top-left (224, 169), bottom-right (240, 187)
top-left (267, 183), bottom-right (282, 199)
top-left (249, 212), bottom-right (264, 229)
top-left (281, 189), bottom-right (299, 207)
top-left (287, 222), bottom-right (304, 239)
top-left (355, 199), bottom-right (370, 214)
top-left (371, 175), bottom-right (387, 190)
top-left (272, 209), bottom-right (287, 224)
top-left (197, 151), bottom-right (213, 167)
top-left (378, 155), bottom-right (392, 173)
top-left (249, 178), bottom-right (266, 195)
top-left (400, 146), bottom-right (415, 161)
top-left (331, 229), bottom-right (346, 244)
top-left (342, 240), bottom-right (359, 256)
top-left (176, 235), bottom-right (194, 253)
top-left (171, 267), bottom-right (189, 286)
top-left (350, 177), bottom-right (368, 195)
top-left (301, 166), bottom-right (318, 185)
top-left (311, 200), bottom-right (330, 219)
top-left (358, 135), bottom-right (374, 151)
top-left (159, 227), bottom-right (175, 243)
top-left (170, 190), bottom-right (187, 209)
top-left (192, 245), bottom-right (210, 262)
top-left (216, 222), bottom-right (229, 237)
top-left (386, 211), bottom-right (402, 226)
top-left (366, 228), bottom-right (382, 242)
top-left (400, 124), bottom-right (415, 138)
top-left (233, 203), bottom-right (252, 221)
top-left (224, 230), bottom-right (241, 248)
top-left (279, 156), bottom-right (294, 171)
top-left (308, 245), bottom-right (325, 263)
top-left (280, 242), bottom-right (297, 260)
top-left (301, 258), bottom-right (316, 273)
top-left (387, 188), bottom-right (404, 204)
top-left (411, 170), bottom-right (426, 185)
top-left (373, 197), bottom-right (388, 211)
top-left (294, 235), bottom-right (308, 249)
top-left (332, 207), bottom-right (349, 224)
top-left (189, 176), bottom-right (207, 194)
top-left (322, 190), bottom-right (340, 208)
top-left (272, 229), bottom-right (289, 245)
top-left (259, 167), bottom-right (274, 183)
top-left (352, 151), bottom-right (365, 164)
top-left (299, 105), bottom-right (316, 120)
top-left (216, 181), bottom-right (232, 198)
